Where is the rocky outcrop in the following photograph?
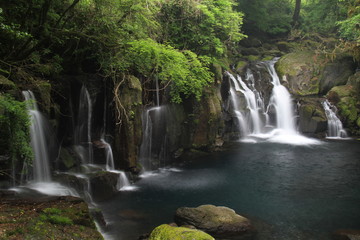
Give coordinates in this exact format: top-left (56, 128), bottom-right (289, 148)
top-left (319, 56), bottom-right (356, 94)
top-left (297, 97), bottom-right (327, 136)
top-left (114, 75), bottom-right (143, 169)
top-left (275, 51), bottom-right (322, 96)
top-left (89, 171), bottom-right (119, 202)
top-left (275, 52), bottom-right (355, 96)
top-left (174, 205), bottom-right (253, 239)
top-left (149, 224), bottom-right (214, 240)
top-left (327, 72), bottom-right (360, 135)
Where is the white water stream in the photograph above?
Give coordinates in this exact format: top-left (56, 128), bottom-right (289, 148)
top-left (227, 59), bottom-right (321, 145)
top-left (322, 100), bottom-right (348, 139)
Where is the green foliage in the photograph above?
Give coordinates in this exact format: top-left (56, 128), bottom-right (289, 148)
top-left (125, 39), bottom-right (213, 103)
top-left (159, 0), bottom-right (245, 58)
top-left (237, 0), bottom-right (293, 35)
top-left (337, 14), bottom-right (360, 42)
top-left (301, 0), bottom-right (348, 34)
top-left (0, 94), bottom-right (32, 164)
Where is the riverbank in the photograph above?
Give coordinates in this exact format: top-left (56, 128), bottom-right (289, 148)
top-left (0, 191), bottom-right (103, 240)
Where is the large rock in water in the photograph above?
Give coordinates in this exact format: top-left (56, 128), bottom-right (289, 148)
top-left (149, 224), bottom-right (214, 240)
top-left (174, 205), bottom-right (253, 239)
top-left (297, 97), bottom-right (327, 136)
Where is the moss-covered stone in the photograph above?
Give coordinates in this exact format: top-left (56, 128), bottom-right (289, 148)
top-left (275, 51), bottom-right (322, 96)
top-left (149, 224), bottom-right (214, 240)
top-left (327, 83), bottom-right (360, 135)
top-left (246, 55), bottom-right (260, 62)
top-left (235, 61), bottom-right (247, 73)
top-left (59, 148), bottom-right (76, 169)
top-left (298, 98), bottom-right (327, 135)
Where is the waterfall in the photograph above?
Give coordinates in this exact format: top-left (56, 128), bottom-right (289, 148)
top-left (265, 59), bottom-right (296, 132)
top-left (322, 100), bottom-right (348, 138)
top-left (139, 106), bottom-right (161, 171)
top-left (74, 86), bottom-right (93, 164)
top-left (226, 59), bottom-right (320, 145)
top-left (226, 72), bottom-right (249, 136)
top-left (22, 90), bottom-right (51, 182)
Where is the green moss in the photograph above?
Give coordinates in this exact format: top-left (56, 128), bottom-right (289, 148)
top-left (338, 97), bottom-right (358, 122)
top-left (236, 61), bottom-right (247, 71)
top-left (261, 56), bottom-right (273, 61)
top-left (330, 85), bottom-right (353, 98)
top-left (149, 224), bottom-right (214, 240)
top-left (128, 75), bottom-right (142, 90)
top-left (246, 55), bottom-right (260, 61)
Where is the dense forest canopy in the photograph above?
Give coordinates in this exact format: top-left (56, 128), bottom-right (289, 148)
top-left (0, 0), bottom-right (359, 102)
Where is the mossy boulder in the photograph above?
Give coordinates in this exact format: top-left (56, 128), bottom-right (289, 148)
top-left (149, 224), bottom-right (214, 240)
top-left (276, 51), bottom-right (356, 96)
top-left (275, 51), bottom-right (322, 96)
top-left (319, 56), bottom-right (356, 94)
top-left (327, 84), bottom-right (360, 135)
top-left (174, 205), bottom-right (253, 239)
top-left (298, 98), bottom-right (327, 136)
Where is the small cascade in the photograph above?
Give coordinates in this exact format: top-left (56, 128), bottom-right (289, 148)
top-left (139, 106), bottom-right (163, 170)
top-left (74, 86), bottom-right (93, 164)
top-left (265, 59), bottom-right (296, 133)
top-left (22, 90), bottom-right (51, 182)
top-left (226, 59), bottom-right (320, 145)
top-left (322, 100), bottom-right (348, 138)
top-left (139, 77), bottom-right (168, 171)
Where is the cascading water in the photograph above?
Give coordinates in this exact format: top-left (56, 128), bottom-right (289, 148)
top-left (265, 59), bottom-right (296, 133)
top-left (322, 100), bottom-right (348, 138)
top-left (74, 86), bottom-right (93, 164)
top-left (22, 90), bottom-right (51, 182)
top-left (139, 106), bottom-right (163, 171)
top-left (226, 59), bottom-right (320, 145)
top-left (18, 91), bottom-right (78, 197)
top-left (139, 77), bottom-right (168, 172)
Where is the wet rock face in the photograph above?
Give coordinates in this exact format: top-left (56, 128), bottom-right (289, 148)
top-left (88, 171), bottom-right (119, 202)
top-left (319, 56), bottom-right (356, 94)
top-left (297, 98), bottom-right (327, 136)
top-left (114, 75), bottom-right (143, 169)
top-left (174, 205), bottom-right (254, 239)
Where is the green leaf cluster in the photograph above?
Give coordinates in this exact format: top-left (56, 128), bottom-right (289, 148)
top-left (159, 0), bottom-right (245, 57)
top-left (0, 94), bottom-right (33, 165)
top-left (125, 39), bottom-right (213, 103)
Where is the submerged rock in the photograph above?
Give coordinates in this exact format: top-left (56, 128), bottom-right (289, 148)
top-left (149, 224), bottom-right (214, 240)
top-left (333, 229), bottom-right (360, 240)
top-left (174, 205), bottom-right (253, 239)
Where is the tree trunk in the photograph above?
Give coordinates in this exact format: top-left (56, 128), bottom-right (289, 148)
top-left (292, 0), bottom-right (301, 28)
